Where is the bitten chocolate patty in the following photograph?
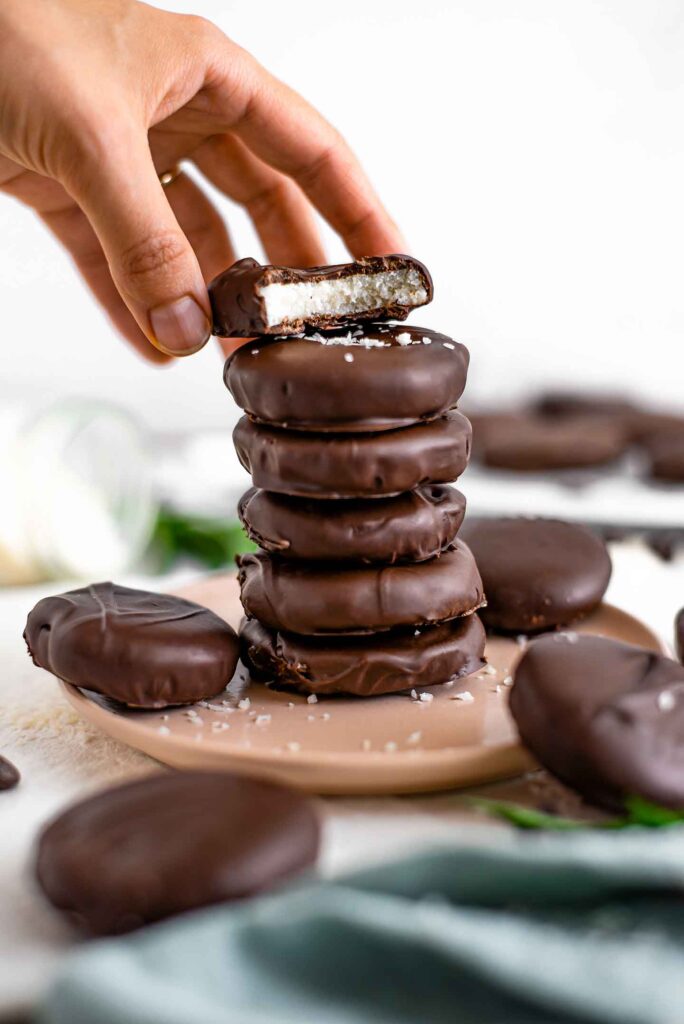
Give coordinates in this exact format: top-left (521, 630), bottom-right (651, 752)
top-left (510, 634), bottom-right (684, 810)
top-left (36, 772), bottom-right (320, 935)
top-left (460, 517), bottom-right (611, 633)
top-left (24, 583), bottom-right (240, 708)
top-left (238, 485), bottom-right (466, 564)
top-left (209, 255), bottom-right (432, 337)
top-left (225, 327), bottom-right (469, 433)
top-left (241, 614), bottom-right (486, 697)
top-left (237, 542), bottom-right (483, 635)
top-left (233, 410), bottom-right (472, 499)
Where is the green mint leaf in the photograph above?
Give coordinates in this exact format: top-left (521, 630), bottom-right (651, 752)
top-left (623, 796), bottom-right (684, 827)
top-left (468, 799), bottom-right (593, 831)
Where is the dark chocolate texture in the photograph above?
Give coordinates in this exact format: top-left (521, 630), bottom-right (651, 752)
top-left (476, 415), bottom-right (627, 471)
top-left (209, 255), bottom-right (432, 337)
top-left (35, 771), bottom-right (320, 935)
top-left (238, 485), bottom-right (466, 564)
top-left (237, 542), bottom-right (484, 635)
top-left (0, 755), bottom-right (20, 791)
top-left (531, 392), bottom-right (637, 421)
top-left (676, 608), bottom-right (684, 664)
top-left (460, 517), bottom-right (611, 633)
top-left (233, 410), bottom-right (472, 499)
top-left (241, 614), bottom-right (486, 697)
top-left (225, 327), bottom-right (468, 433)
top-left (510, 634), bottom-right (684, 810)
top-left (641, 430), bottom-right (684, 483)
top-left (24, 583), bottom-right (240, 708)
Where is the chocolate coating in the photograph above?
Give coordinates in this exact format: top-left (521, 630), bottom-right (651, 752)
top-left (24, 583), bottom-right (240, 708)
top-left (477, 415), bottom-right (627, 471)
top-left (510, 634), bottom-right (684, 810)
top-left (225, 327), bottom-right (468, 433)
top-left (36, 771), bottom-right (319, 935)
top-left (238, 485), bottom-right (466, 564)
top-left (460, 517), bottom-right (611, 633)
top-left (233, 410), bottom-right (472, 499)
top-left (241, 614), bottom-right (486, 696)
top-left (209, 255), bottom-right (432, 336)
top-left (641, 429), bottom-right (684, 483)
top-left (676, 608), bottom-right (684, 663)
top-left (532, 392), bottom-right (637, 421)
top-left (0, 755), bottom-right (20, 791)
top-left (237, 542), bottom-right (484, 635)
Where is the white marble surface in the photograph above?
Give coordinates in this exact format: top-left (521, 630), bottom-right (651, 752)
top-left (0, 542), bottom-right (682, 1017)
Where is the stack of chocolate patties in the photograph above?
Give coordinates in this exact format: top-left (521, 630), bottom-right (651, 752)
top-left (210, 255), bottom-right (485, 697)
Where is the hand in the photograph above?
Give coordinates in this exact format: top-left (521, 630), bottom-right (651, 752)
top-left (0, 0), bottom-right (403, 362)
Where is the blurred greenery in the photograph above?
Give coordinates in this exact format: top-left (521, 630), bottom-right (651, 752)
top-left (470, 796), bottom-right (684, 831)
top-left (151, 507), bottom-right (256, 571)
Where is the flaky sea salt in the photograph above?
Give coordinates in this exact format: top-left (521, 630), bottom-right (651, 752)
top-left (396, 332), bottom-right (412, 345)
top-left (343, 352), bottom-right (354, 363)
top-left (452, 691), bottom-right (474, 703)
top-left (657, 690), bottom-right (676, 712)
top-left (255, 714), bottom-right (271, 726)
top-left (238, 698), bottom-right (251, 711)
top-left (307, 694), bottom-right (318, 704)
top-left (419, 692), bottom-right (433, 704)
top-left (306, 331), bottom-right (388, 349)
top-left (443, 342), bottom-right (455, 350)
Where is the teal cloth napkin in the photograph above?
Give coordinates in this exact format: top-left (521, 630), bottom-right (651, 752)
top-left (40, 829), bottom-right (684, 1024)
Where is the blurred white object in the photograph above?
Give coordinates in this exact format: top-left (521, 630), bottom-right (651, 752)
top-left (0, 401), bottom-right (155, 585)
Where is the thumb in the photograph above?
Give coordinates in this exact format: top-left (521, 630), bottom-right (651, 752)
top-left (69, 133), bottom-right (211, 357)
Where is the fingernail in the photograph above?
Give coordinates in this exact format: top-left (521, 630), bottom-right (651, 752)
top-left (149, 295), bottom-right (211, 356)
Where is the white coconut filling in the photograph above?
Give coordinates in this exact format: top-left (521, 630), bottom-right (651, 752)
top-left (258, 268), bottom-right (427, 327)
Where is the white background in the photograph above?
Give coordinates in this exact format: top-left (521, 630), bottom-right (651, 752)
top-left (1, 0), bottom-right (683, 431)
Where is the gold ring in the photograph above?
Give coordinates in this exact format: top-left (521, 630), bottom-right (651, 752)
top-left (159, 164), bottom-right (182, 189)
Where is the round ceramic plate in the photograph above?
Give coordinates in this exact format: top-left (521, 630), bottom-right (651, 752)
top-left (60, 573), bottom-right (666, 795)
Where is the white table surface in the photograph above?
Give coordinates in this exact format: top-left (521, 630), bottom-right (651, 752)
top-left (0, 541), bottom-right (682, 1019)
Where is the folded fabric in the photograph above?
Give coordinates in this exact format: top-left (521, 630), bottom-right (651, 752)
top-left (40, 828), bottom-right (684, 1024)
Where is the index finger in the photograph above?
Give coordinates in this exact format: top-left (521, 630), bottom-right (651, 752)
top-left (201, 42), bottom-right (406, 258)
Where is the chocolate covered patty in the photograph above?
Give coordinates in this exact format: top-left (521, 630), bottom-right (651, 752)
top-left (209, 255), bottom-right (432, 336)
top-left (510, 634), bottom-right (684, 810)
top-left (477, 415), bottom-right (627, 471)
top-left (238, 485), bottom-right (466, 564)
top-left (641, 430), bottom-right (684, 483)
top-left (24, 583), bottom-right (240, 708)
top-left (237, 542), bottom-right (483, 635)
top-left (225, 327), bottom-right (469, 433)
top-left (0, 755), bottom-right (20, 791)
top-left (460, 517), bottom-right (611, 633)
top-left (241, 614), bottom-right (486, 697)
top-left (233, 410), bottom-right (472, 499)
top-left (36, 772), bottom-right (319, 935)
